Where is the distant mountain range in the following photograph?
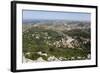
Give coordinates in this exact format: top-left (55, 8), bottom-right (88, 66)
top-left (23, 19), bottom-right (90, 25)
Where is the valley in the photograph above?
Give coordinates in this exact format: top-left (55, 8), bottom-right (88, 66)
top-left (22, 20), bottom-right (91, 63)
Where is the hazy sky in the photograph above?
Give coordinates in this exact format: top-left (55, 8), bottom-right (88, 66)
top-left (23, 10), bottom-right (91, 22)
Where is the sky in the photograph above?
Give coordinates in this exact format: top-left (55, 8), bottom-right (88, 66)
top-left (23, 10), bottom-right (91, 22)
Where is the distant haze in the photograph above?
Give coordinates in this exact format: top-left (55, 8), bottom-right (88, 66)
top-left (23, 10), bottom-right (91, 22)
